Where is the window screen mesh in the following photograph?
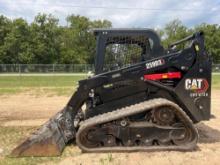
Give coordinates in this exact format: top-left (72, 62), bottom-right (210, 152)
top-left (103, 35), bottom-right (150, 71)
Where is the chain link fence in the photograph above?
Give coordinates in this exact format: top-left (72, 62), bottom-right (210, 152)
top-left (0, 64), bottom-right (219, 74)
top-left (213, 64), bottom-right (220, 72)
top-left (0, 64), bottom-right (95, 74)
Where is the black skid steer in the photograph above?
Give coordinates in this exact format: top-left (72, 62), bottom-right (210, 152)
top-left (11, 28), bottom-right (212, 156)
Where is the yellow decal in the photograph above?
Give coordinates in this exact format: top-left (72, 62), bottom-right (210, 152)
top-left (195, 45), bottom-right (200, 51)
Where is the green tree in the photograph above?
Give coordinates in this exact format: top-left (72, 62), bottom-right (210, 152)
top-left (60, 15), bottom-right (111, 64)
top-left (0, 14), bottom-right (219, 64)
top-left (194, 23), bottom-right (220, 63)
top-left (30, 13), bottom-right (61, 64)
top-left (0, 15), bottom-right (12, 63)
top-left (0, 18), bottom-right (32, 64)
top-left (162, 19), bottom-right (190, 48)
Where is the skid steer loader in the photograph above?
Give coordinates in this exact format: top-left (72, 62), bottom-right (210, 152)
top-left (11, 28), bottom-right (212, 157)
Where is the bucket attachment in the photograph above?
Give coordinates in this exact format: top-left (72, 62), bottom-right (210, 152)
top-left (11, 107), bottom-right (75, 157)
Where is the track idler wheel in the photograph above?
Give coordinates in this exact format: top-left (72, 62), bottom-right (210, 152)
top-left (171, 123), bottom-right (194, 146)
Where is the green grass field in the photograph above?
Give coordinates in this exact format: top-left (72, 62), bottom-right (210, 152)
top-left (0, 75), bottom-right (86, 95)
top-left (0, 74), bottom-right (219, 95)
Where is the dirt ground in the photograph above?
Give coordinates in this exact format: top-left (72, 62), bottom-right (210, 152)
top-left (0, 90), bottom-right (220, 165)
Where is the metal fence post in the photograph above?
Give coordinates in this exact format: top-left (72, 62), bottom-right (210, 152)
top-left (19, 64), bottom-right (21, 76)
top-left (53, 64), bottom-right (55, 74)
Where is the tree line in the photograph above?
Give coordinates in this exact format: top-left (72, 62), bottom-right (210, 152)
top-left (0, 14), bottom-right (111, 64)
top-left (0, 14), bottom-right (219, 64)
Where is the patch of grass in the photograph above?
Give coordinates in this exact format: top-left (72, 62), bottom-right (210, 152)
top-left (99, 153), bottom-right (114, 165)
top-left (0, 88), bottom-right (24, 94)
top-left (107, 153), bottom-right (114, 162)
top-left (212, 75), bottom-right (220, 89)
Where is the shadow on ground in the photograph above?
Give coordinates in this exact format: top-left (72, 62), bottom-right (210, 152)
top-left (196, 122), bottom-right (220, 143)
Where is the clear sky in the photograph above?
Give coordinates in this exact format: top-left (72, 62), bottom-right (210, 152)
top-left (0, 0), bottom-right (219, 28)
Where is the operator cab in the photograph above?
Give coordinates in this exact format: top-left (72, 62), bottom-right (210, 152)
top-left (93, 28), bottom-right (164, 74)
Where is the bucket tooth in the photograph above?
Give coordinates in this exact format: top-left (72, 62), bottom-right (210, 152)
top-left (11, 108), bottom-right (74, 157)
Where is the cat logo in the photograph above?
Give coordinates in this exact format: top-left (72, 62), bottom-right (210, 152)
top-left (185, 78), bottom-right (209, 93)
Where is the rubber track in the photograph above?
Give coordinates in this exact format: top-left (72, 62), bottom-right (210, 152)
top-left (76, 98), bottom-right (198, 152)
